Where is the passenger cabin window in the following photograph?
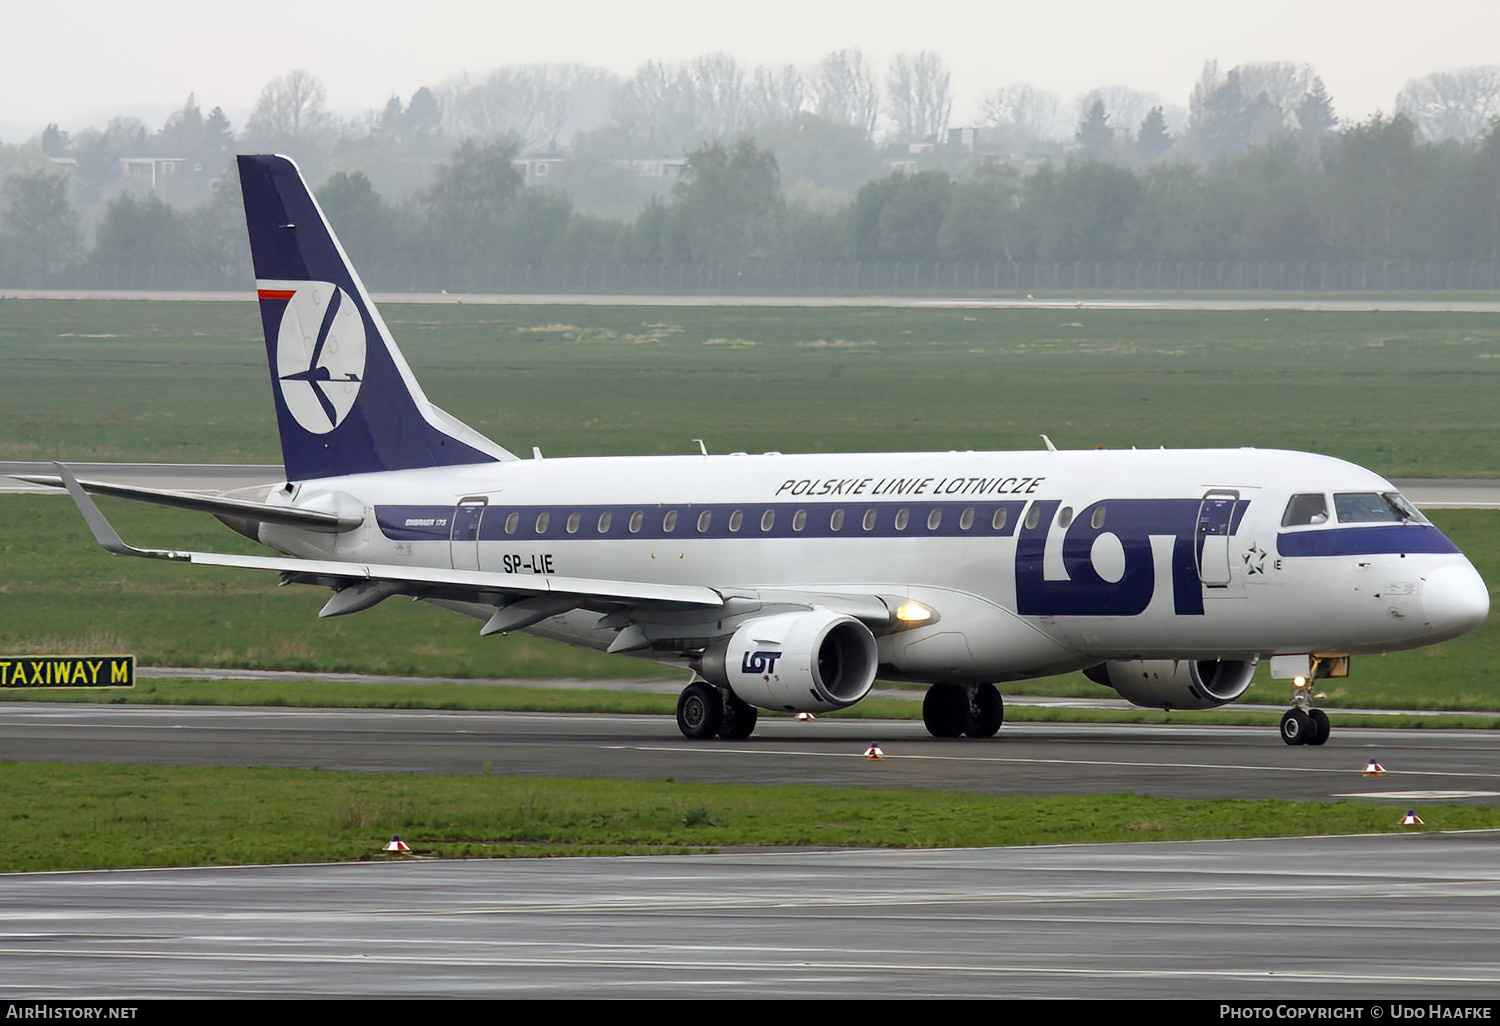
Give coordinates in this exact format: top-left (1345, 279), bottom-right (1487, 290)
top-left (728, 510), bottom-right (743, 532)
top-left (505, 512), bottom-right (519, 535)
top-left (894, 509), bottom-right (910, 531)
top-left (1282, 493), bottom-right (1330, 527)
top-left (697, 510), bottom-right (712, 533)
top-left (793, 509), bottom-right (807, 532)
top-left (992, 508), bottom-right (1009, 531)
top-left (535, 512), bottom-right (550, 534)
top-left (662, 509), bottom-right (678, 533)
top-left (927, 508), bottom-right (942, 531)
top-left (960, 508), bottom-right (975, 530)
top-left (761, 510), bottom-right (775, 532)
top-left (629, 511), bottom-right (644, 533)
top-left (830, 509), bottom-right (845, 532)
top-left (597, 512), bottom-right (612, 533)
top-left (565, 512), bottom-right (580, 534)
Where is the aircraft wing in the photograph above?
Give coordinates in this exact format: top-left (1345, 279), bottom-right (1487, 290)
top-left (53, 464), bottom-right (724, 617)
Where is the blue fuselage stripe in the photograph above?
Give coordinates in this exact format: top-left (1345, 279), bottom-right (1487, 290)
top-left (1276, 525), bottom-right (1458, 557)
top-left (377, 501), bottom-right (1028, 543)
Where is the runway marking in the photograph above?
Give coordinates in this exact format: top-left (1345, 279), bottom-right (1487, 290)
top-left (1332, 790), bottom-right (1500, 800)
top-left (0, 944), bottom-right (1496, 987)
top-left (339, 881), bottom-right (1500, 917)
top-left (606, 744), bottom-right (1500, 779)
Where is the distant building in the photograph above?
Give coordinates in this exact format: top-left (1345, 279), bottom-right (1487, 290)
top-left (118, 157), bottom-right (196, 190)
top-left (946, 126), bottom-right (981, 150)
top-left (610, 158), bottom-right (688, 180)
top-left (511, 155), bottom-right (568, 187)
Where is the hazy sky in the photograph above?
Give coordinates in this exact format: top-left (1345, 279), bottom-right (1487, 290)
top-left (6, 0), bottom-right (1500, 141)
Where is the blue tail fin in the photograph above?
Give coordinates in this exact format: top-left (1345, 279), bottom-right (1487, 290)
top-left (237, 154), bottom-right (515, 481)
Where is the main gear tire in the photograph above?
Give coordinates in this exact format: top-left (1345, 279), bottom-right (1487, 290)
top-left (677, 682), bottom-right (723, 740)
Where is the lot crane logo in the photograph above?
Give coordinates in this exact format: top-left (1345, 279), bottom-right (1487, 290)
top-left (274, 283), bottom-right (366, 434)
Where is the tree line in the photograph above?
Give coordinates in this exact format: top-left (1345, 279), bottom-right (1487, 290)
top-left (10, 115), bottom-right (1500, 280)
top-left (7, 56), bottom-right (1500, 283)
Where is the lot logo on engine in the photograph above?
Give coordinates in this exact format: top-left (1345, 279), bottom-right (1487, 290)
top-left (741, 651), bottom-right (782, 675)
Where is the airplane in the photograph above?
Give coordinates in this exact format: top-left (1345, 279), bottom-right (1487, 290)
top-left (28, 154), bottom-right (1491, 746)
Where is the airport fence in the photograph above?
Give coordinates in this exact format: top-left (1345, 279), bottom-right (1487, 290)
top-left (6, 258), bottom-right (1500, 294)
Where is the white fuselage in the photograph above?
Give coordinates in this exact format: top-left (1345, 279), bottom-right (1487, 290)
top-left (253, 446), bottom-right (1489, 686)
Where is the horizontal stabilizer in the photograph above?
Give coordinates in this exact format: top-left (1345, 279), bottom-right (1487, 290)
top-left (25, 469), bottom-right (360, 533)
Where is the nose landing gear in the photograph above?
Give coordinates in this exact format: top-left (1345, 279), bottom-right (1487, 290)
top-left (1280, 677), bottom-right (1330, 746)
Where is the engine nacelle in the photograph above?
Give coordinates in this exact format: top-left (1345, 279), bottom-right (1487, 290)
top-left (698, 609), bottom-right (879, 713)
top-left (1083, 658), bottom-right (1257, 710)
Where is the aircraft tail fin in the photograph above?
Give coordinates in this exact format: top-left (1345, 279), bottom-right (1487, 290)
top-left (237, 154), bottom-right (516, 481)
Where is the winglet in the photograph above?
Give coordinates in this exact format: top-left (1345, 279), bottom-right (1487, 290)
top-left (54, 463), bottom-right (181, 561)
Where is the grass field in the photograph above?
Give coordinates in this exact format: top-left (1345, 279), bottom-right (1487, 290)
top-left (3, 298), bottom-right (1500, 476)
top-left (7, 761), bottom-right (1499, 872)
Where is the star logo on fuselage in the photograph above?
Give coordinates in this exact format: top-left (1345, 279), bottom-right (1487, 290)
top-left (1243, 542), bottom-right (1268, 576)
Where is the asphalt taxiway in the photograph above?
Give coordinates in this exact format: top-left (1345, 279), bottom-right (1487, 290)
top-left (3, 703), bottom-right (1498, 804)
top-left (3, 832), bottom-right (1499, 999)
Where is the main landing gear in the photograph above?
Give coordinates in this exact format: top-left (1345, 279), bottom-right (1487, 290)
top-left (1279, 677), bottom-right (1331, 746)
top-left (922, 682), bottom-right (1004, 739)
top-left (676, 680), bottom-right (759, 740)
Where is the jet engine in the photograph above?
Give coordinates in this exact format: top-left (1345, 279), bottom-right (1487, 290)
top-left (696, 609), bottom-right (879, 713)
top-left (1083, 658), bottom-right (1257, 710)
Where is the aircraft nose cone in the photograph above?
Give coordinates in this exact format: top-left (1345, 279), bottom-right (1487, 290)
top-left (1422, 563), bottom-right (1490, 640)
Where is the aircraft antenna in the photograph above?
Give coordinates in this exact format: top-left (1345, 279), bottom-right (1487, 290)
top-left (693, 439), bottom-right (709, 456)
top-left (1040, 435), bottom-right (1058, 452)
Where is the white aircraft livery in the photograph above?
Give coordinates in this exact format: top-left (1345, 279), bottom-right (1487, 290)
top-left (40, 154), bottom-right (1491, 746)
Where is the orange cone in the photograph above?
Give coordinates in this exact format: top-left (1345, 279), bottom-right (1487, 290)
top-left (1400, 810), bottom-right (1423, 826)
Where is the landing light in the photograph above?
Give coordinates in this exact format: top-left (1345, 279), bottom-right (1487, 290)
top-left (895, 601), bottom-right (934, 624)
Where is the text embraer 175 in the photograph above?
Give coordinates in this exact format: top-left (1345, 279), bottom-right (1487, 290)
top-left (40, 155), bottom-right (1491, 746)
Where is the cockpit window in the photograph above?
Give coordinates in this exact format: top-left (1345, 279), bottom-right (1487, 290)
top-left (1330, 491), bottom-right (1430, 525)
top-left (1335, 492), bottom-right (1402, 524)
top-left (1281, 493), bottom-right (1329, 527)
top-left (1383, 491), bottom-right (1430, 525)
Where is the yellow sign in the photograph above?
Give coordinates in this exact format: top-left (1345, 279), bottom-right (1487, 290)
top-left (0, 656), bottom-right (134, 687)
